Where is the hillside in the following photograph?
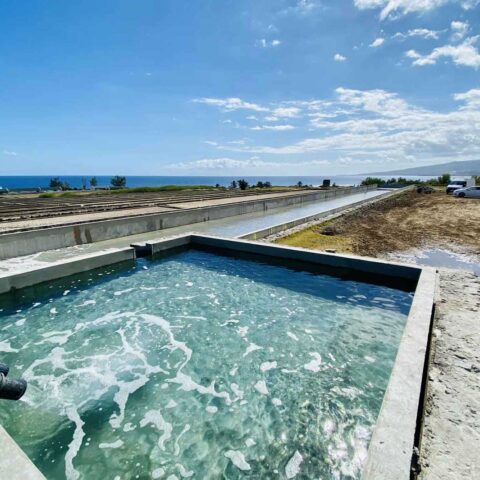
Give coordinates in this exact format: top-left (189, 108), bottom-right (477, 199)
top-left (367, 159), bottom-right (480, 176)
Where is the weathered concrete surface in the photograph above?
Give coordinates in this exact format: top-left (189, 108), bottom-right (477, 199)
top-left (0, 426), bottom-right (45, 479)
top-left (0, 247), bottom-right (135, 294)
top-left (418, 268), bottom-right (480, 480)
top-left (362, 267), bottom-right (436, 480)
top-left (0, 205), bottom-right (175, 232)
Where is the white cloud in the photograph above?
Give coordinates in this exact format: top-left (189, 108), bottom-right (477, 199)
top-left (451, 20), bottom-right (469, 41)
top-left (193, 97), bottom-right (269, 112)
top-left (354, 0), bottom-right (449, 20)
top-left (169, 157), bottom-right (329, 172)
top-left (393, 28), bottom-right (441, 40)
top-left (204, 140), bottom-right (218, 146)
top-left (453, 88), bottom-right (480, 108)
top-left (334, 53), bottom-right (347, 61)
top-left (251, 125), bottom-right (296, 131)
top-left (212, 86), bottom-right (480, 166)
top-left (2, 150), bottom-right (18, 156)
top-left (461, 0), bottom-right (480, 8)
top-left (272, 107), bottom-right (301, 118)
top-left (370, 38), bottom-right (385, 47)
top-left (258, 38), bottom-right (281, 48)
top-left (406, 36), bottom-right (480, 68)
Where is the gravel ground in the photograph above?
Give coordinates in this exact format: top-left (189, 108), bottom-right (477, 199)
top-left (417, 267), bottom-right (480, 480)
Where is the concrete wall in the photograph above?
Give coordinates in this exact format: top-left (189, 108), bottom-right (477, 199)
top-left (0, 247), bottom-right (135, 294)
top-left (0, 186), bottom-right (375, 261)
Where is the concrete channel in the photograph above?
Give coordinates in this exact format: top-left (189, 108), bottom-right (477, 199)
top-left (0, 233), bottom-right (436, 480)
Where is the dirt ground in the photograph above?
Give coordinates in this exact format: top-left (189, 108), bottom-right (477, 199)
top-left (275, 190), bottom-right (480, 256)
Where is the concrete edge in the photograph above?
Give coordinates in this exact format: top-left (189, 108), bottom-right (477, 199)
top-left (0, 247), bottom-right (135, 294)
top-left (0, 425), bottom-right (45, 479)
top-left (186, 233), bottom-right (421, 281)
top-left (238, 187), bottom-right (410, 241)
top-left (362, 267), bottom-right (437, 480)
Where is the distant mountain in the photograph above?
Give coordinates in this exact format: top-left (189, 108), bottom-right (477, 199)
top-left (367, 160), bottom-right (480, 177)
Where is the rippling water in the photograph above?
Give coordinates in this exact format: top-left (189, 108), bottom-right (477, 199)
top-left (0, 251), bottom-right (412, 479)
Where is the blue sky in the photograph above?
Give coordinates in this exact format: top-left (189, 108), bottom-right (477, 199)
top-left (0, 0), bottom-right (479, 176)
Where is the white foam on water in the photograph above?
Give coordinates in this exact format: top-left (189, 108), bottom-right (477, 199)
top-left (123, 423), bottom-right (136, 432)
top-left (152, 467), bottom-right (165, 479)
top-left (99, 439), bottom-right (124, 449)
top-left (230, 383), bottom-right (244, 400)
top-left (229, 366), bottom-right (238, 376)
top-left (77, 300), bottom-right (96, 307)
top-left (113, 288), bottom-right (135, 296)
top-left (206, 406), bottom-right (218, 413)
top-left (272, 398), bottom-right (282, 406)
top-left (140, 410), bottom-right (173, 451)
top-left (50, 307), bottom-right (58, 314)
top-left (287, 332), bottom-right (299, 341)
top-left (324, 419), bottom-right (336, 437)
top-left (285, 451), bottom-right (303, 479)
top-left (0, 340), bottom-right (18, 352)
top-left (304, 352), bottom-right (322, 372)
top-left (260, 361), bottom-right (277, 372)
top-left (224, 450), bottom-right (251, 471)
top-left (174, 424), bottom-right (191, 456)
top-left (245, 438), bottom-right (256, 447)
top-left (63, 290), bottom-right (70, 296)
top-left (64, 406), bottom-right (85, 480)
top-left (15, 318), bottom-right (26, 326)
top-left (237, 326), bottom-right (249, 337)
top-left (243, 343), bottom-right (262, 357)
top-left (176, 463), bottom-right (194, 477)
top-left (364, 355), bottom-right (375, 363)
top-left (166, 400), bottom-right (178, 409)
top-left (254, 380), bottom-right (269, 395)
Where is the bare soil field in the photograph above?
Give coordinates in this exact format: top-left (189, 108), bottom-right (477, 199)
top-left (276, 190), bottom-right (480, 256)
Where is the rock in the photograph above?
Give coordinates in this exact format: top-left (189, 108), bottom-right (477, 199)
top-left (320, 225), bottom-right (336, 236)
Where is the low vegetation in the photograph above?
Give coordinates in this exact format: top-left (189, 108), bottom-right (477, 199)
top-left (361, 173), bottom-right (453, 187)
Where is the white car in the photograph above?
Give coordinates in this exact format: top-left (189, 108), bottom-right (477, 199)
top-left (453, 186), bottom-right (480, 198)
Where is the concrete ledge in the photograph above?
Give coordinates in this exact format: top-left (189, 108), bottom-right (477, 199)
top-left (187, 234), bottom-right (420, 284)
top-left (0, 247), bottom-right (135, 294)
top-left (0, 425), bottom-right (45, 479)
top-left (362, 267), bottom-right (436, 480)
top-left (0, 186), bottom-right (376, 260)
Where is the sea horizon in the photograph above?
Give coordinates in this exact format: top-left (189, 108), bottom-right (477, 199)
top-left (0, 174), bottom-right (435, 191)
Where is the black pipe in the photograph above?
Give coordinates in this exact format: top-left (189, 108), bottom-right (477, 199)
top-left (0, 373), bottom-right (27, 400)
top-left (0, 363), bottom-right (9, 376)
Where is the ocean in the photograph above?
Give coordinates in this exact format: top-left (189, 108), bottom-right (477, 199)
top-left (0, 175), bottom-right (435, 191)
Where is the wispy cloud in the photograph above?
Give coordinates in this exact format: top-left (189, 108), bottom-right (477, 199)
top-left (258, 38), bottom-right (282, 48)
top-left (169, 157), bottom-right (329, 172)
top-left (354, 0), bottom-right (449, 20)
top-left (203, 86), bottom-right (480, 167)
top-left (193, 97), bottom-right (269, 112)
top-left (251, 124), bottom-right (296, 131)
top-left (393, 28), bottom-right (442, 40)
top-left (2, 150), bottom-right (18, 156)
top-left (406, 36), bottom-right (480, 68)
top-left (370, 38), bottom-right (384, 48)
top-left (334, 53), bottom-right (347, 61)
top-left (451, 20), bottom-right (469, 41)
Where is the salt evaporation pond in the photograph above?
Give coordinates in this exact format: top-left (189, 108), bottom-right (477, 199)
top-left (0, 250), bottom-right (412, 479)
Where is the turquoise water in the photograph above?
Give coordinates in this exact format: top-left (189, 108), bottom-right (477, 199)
top-left (0, 250), bottom-right (412, 479)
